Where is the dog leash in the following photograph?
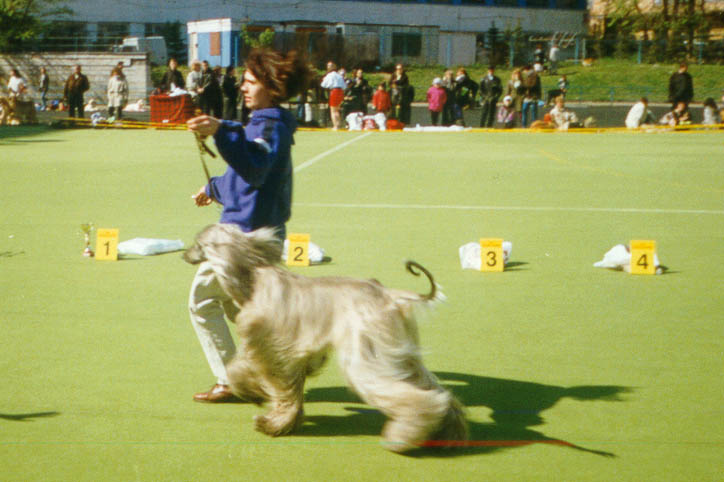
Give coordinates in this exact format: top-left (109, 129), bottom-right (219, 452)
top-left (193, 130), bottom-right (215, 185)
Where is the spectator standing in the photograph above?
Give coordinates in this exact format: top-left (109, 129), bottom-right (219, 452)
top-left (452, 68), bottom-right (478, 126)
top-left (506, 68), bottom-right (525, 124)
top-left (702, 97), bottom-right (721, 125)
top-left (161, 58), bottom-right (185, 93)
top-left (668, 62), bottom-right (693, 109)
top-left (520, 65), bottom-right (541, 127)
top-left (389, 80), bottom-right (402, 120)
top-left (548, 43), bottom-right (560, 74)
top-left (533, 43), bottom-right (546, 73)
top-left (625, 97), bottom-right (654, 129)
top-left (186, 60), bottom-right (203, 103)
top-left (7, 69), bottom-right (27, 100)
top-left (320, 60), bottom-right (346, 130)
top-left (479, 66), bottom-right (502, 128)
top-left (393, 64), bottom-right (413, 125)
top-left (199, 60), bottom-right (222, 117)
top-left (221, 66), bottom-right (239, 120)
top-left (441, 69), bottom-right (456, 126)
top-left (63, 65), bottom-right (90, 118)
top-left (345, 68), bottom-right (371, 115)
top-left (106, 66), bottom-right (128, 120)
top-left (39, 67), bottom-right (50, 110)
top-left (371, 82), bottom-right (391, 116)
top-left (426, 77), bottom-right (447, 126)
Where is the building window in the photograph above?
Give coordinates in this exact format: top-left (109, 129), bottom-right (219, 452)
top-left (392, 32), bottom-right (422, 57)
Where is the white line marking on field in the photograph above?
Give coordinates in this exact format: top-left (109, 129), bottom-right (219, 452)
top-left (294, 202), bottom-right (724, 216)
top-left (294, 132), bottom-right (373, 173)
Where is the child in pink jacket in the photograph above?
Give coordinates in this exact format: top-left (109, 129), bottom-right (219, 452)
top-left (426, 77), bottom-right (447, 126)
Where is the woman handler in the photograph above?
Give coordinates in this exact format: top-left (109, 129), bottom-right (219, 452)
top-left (186, 48), bottom-right (312, 403)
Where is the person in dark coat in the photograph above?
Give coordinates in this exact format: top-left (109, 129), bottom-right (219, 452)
top-left (479, 66), bottom-right (503, 128)
top-left (160, 58), bottom-right (185, 93)
top-left (199, 60), bottom-right (222, 117)
top-left (668, 62), bottom-right (693, 109)
top-left (63, 65), bottom-right (90, 118)
top-left (221, 66), bottom-right (239, 120)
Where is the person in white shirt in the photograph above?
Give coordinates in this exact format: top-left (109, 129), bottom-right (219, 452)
top-left (548, 43), bottom-right (561, 74)
top-left (625, 97), bottom-right (654, 129)
top-left (548, 96), bottom-right (579, 131)
top-left (320, 61), bottom-right (346, 130)
top-left (186, 60), bottom-right (203, 103)
top-left (7, 69), bottom-right (28, 101)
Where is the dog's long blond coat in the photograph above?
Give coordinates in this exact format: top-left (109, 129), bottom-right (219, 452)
top-left (184, 224), bottom-right (468, 452)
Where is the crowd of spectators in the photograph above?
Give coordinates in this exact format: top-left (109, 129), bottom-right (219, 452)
top-left (2, 56), bottom-right (724, 130)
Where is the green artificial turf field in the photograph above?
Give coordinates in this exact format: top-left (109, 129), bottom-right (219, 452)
top-left (1, 126), bottom-right (723, 481)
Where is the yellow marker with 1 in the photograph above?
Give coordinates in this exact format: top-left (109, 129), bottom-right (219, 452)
top-left (96, 229), bottom-right (119, 261)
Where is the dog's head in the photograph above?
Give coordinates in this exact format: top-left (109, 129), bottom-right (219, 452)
top-left (184, 223), bottom-right (284, 302)
top-left (184, 223), bottom-right (283, 266)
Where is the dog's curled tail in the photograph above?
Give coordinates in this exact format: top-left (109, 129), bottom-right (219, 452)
top-left (405, 261), bottom-right (444, 302)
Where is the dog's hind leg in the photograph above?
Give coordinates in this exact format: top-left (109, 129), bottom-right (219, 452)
top-left (341, 356), bottom-right (461, 452)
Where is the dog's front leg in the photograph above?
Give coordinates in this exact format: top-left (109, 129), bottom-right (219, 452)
top-left (254, 375), bottom-right (306, 437)
top-left (254, 399), bottom-right (304, 437)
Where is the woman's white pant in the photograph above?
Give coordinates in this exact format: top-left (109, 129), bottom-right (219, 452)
top-left (188, 261), bottom-right (240, 385)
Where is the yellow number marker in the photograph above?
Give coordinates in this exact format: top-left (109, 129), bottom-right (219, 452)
top-left (287, 233), bottom-right (310, 267)
top-left (480, 238), bottom-right (504, 272)
top-left (630, 240), bottom-right (656, 275)
top-left (96, 228), bottom-right (119, 261)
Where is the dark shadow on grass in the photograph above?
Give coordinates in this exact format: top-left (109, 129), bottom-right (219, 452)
top-left (0, 250), bottom-right (25, 258)
top-left (0, 411), bottom-right (60, 422)
top-left (0, 125), bottom-right (60, 143)
top-left (302, 372), bottom-right (631, 458)
top-left (504, 261), bottom-right (529, 272)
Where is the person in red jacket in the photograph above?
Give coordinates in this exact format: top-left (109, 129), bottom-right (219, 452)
top-left (372, 82), bottom-right (391, 116)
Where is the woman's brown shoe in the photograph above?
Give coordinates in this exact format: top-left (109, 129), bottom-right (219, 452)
top-left (193, 384), bottom-right (242, 403)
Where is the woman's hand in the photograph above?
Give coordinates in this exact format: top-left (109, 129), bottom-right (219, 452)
top-left (187, 115), bottom-right (220, 137)
top-left (191, 185), bottom-right (213, 207)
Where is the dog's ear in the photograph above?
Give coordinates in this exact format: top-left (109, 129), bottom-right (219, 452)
top-left (246, 227), bottom-right (284, 265)
top-left (187, 224), bottom-right (281, 302)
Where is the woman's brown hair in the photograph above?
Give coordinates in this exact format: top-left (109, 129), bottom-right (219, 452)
top-left (244, 48), bottom-right (313, 105)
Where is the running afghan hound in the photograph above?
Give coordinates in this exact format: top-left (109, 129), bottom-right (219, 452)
top-left (183, 223), bottom-right (468, 452)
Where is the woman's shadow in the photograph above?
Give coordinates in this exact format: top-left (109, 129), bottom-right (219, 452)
top-left (301, 372), bottom-right (631, 458)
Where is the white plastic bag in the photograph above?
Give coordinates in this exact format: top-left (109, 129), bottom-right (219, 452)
top-left (117, 238), bottom-right (184, 256)
top-left (594, 244), bottom-right (663, 274)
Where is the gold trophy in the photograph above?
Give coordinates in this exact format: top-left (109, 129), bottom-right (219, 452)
top-left (80, 222), bottom-right (95, 257)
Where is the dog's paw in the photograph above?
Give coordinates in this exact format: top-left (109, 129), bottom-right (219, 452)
top-left (253, 414), bottom-right (289, 437)
top-left (254, 410), bottom-right (303, 437)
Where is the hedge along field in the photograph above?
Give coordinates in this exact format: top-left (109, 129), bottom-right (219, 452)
top-left (1, 125), bottom-right (723, 481)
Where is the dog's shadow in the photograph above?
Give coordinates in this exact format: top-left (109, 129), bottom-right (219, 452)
top-left (301, 372), bottom-right (631, 458)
